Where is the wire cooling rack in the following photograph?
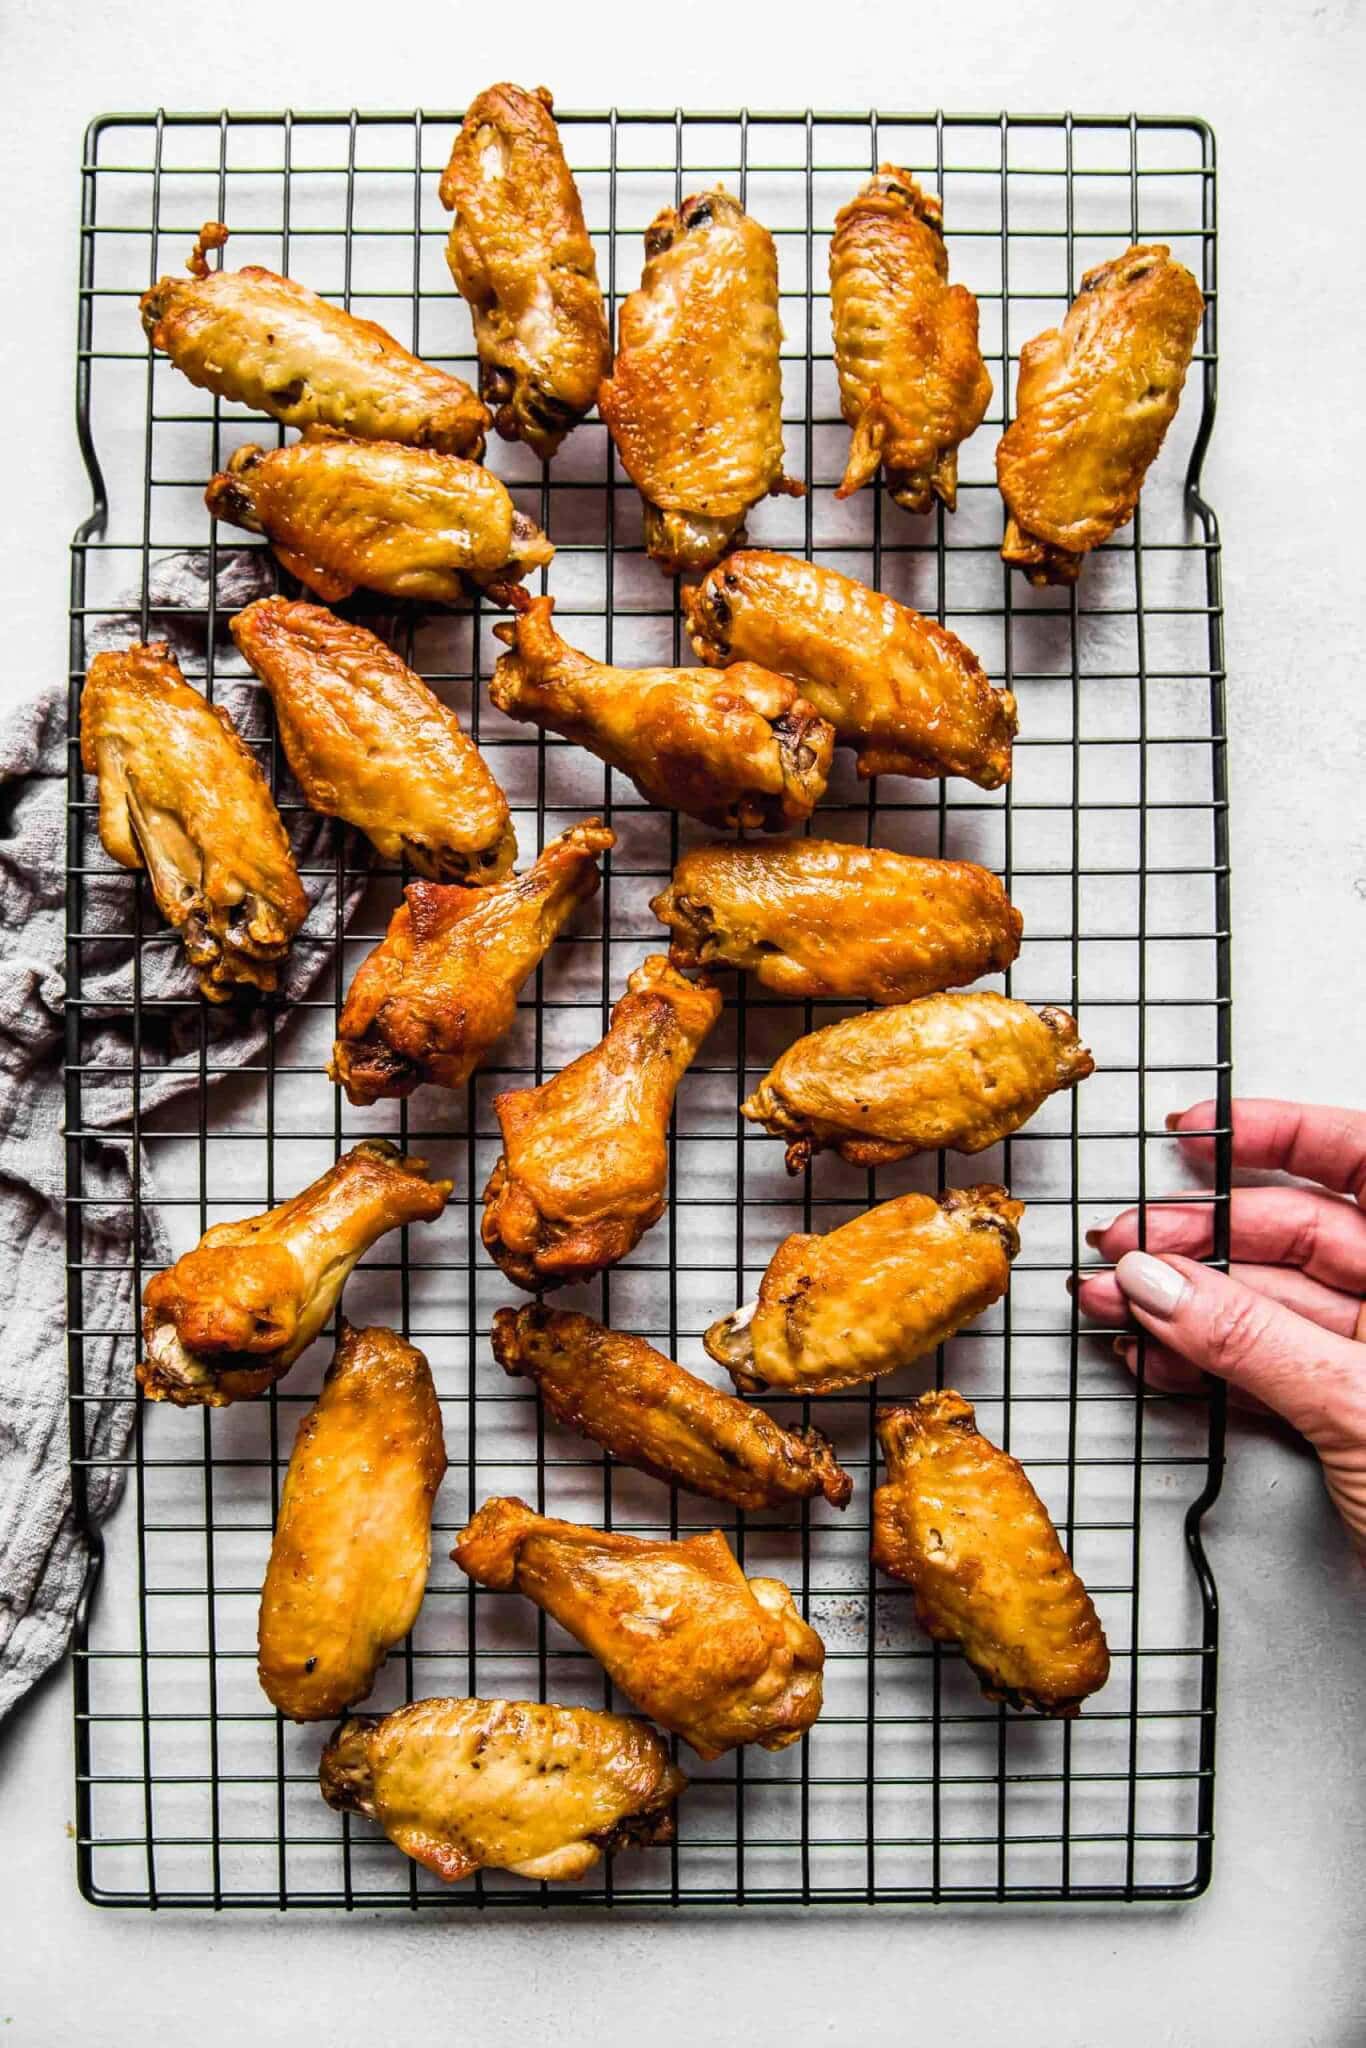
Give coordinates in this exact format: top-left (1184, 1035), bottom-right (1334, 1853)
top-left (66, 107), bottom-right (1229, 1908)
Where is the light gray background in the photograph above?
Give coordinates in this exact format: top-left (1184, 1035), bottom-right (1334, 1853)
top-left (2, 0), bottom-right (1363, 2040)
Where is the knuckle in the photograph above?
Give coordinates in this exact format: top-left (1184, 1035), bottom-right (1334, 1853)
top-left (1203, 1286), bottom-right (1275, 1371)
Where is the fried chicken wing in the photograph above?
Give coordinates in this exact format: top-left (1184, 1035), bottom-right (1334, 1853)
top-left (829, 169), bottom-right (992, 513)
top-left (872, 1392), bottom-right (1110, 1714)
top-left (232, 597), bottom-right (515, 884)
top-left (205, 432), bottom-right (553, 606)
top-left (481, 956), bottom-right (721, 1289)
top-left (997, 243), bottom-right (1204, 586)
top-left (650, 839), bottom-right (1022, 1004)
top-left (140, 1141), bottom-right (452, 1407)
top-left (684, 550), bottom-right (1014, 789)
top-left (330, 818), bottom-right (613, 1105)
top-left (597, 189), bottom-right (802, 573)
top-left (141, 222), bottom-right (488, 456)
top-left (257, 1322), bottom-right (446, 1719)
top-left (705, 1186), bottom-right (1023, 1398)
top-left (490, 596), bottom-right (832, 831)
top-left (80, 641), bottom-right (306, 1002)
top-left (438, 84), bottom-right (610, 460)
top-left (453, 1499), bottom-right (824, 1759)
top-left (320, 1697), bottom-right (685, 1883)
top-left (743, 993), bottom-right (1094, 1172)
top-left (493, 1305), bottom-right (852, 1511)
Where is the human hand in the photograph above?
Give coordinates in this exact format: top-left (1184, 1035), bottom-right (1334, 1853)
top-left (1075, 1099), bottom-right (1366, 1548)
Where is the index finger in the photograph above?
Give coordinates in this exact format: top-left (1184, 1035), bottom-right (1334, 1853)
top-left (1168, 1099), bottom-right (1366, 1207)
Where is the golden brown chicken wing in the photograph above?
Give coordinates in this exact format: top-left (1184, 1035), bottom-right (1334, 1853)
top-left (872, 1392), bottom-right (1110, 1714)
top-left (205, 431), bottom-right (553, 606)
top-left (493, 1304), bottom-right (852, 1510)
top-left (257, 1322), bottom-right (446, 1719)
top-left (330, 818), bottom-right (613, 1105)
top-left (743, 994), bottom-right (1094, 1173)
top-left (80, 641), bottom-right (307, 1002)
top-left (438, 84), bottom-right (610, 460)
top-left (683, 550), bottom-right (1014, 789)
top-left (232, 597), bottom-right (515, 884)
top-left (597, 189), bottom-right (802, 574)
top-left (829, 169), bottom-right (992, 513)
top-left (705, 1186), bottom-right (1023, 1398)
top-left (453, 1499), bottom-right (824, 1759)
top-left (140, 1141), bottom-right (452, 1407)
top-left (997, 243), bottom-right (1204, 585)
top-left (481, 956), bottom-right (721, 1289)
top-left (650, 839), bottom-right (1022, 1004)
top-left (141, 222), bottom-right (488, 456)
top-left (320, 1697), bottom-right (685, 1883)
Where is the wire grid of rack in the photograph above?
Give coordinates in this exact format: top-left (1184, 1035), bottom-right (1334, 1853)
top-left (66, 106), bottom-right (1229, 1909)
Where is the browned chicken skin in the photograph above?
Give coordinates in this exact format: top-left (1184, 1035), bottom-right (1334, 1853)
top-left (829, 169), bottom-right (992, 512)
top-left (330, 818), bottom-right (613, 1105)
top-left (139, 1141), bottom-right (452, 1406)
top-left (453, 1499), bottom-right (825, 1759)
top-left (872, 1392), bottom-right (1110, 1714)
top-left (439, 84), bottom-right (610, 459)
top-left (490, 596), bottom-right (833, 830)
top-left (320, 1697), bottom-right (685, 1883)
top-left (651, 839), bottom-right (1022, 1004)
top-left (481, 956), bottom-right (721, 1289)
top-left (684, 550), bottom-right (1015, 789)
top-left (232, 597), bottom-right (515, 883)
top-left (493, 1305), bottom-right (852, 1511)
top-left (997, 243), bottom-right (1204, 585)
top-left (80, 641), bottom-right (307, 1002)
top-left (257, 1322), bottom-right (447, 1719)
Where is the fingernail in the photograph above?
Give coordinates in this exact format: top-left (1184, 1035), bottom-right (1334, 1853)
top-left (1084, 1228), bottom-right (1105, 1249)
top-left (1113, 1336), bottom-right (1136, 1365)
top-left (1165, 1111), bottom-right (1183, 1133)
top-left (1115, 1250), bottom-right (1189, 1320)
top-left (1064, 1273), bottom-right (1078, 1296)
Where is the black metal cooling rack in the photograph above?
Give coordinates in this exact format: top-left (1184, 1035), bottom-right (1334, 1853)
top-left (65, 106), bottom-right (1230, 1909)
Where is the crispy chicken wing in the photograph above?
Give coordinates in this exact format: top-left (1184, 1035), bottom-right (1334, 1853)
top-left (80, 641), bottom-right (307, 1002)
top-left (257, 1322), bottom-right (446, 1719)
top-left (705, 1186), bottom-right (1023, 1397)
top-left (684, 550), bottom-right (1014, 789)
top-left (650, 839), bottom-right (1022, 1004)
top-left (481, 956), bottom-right (721, 1289)
top-left (330, 818), bottom-right (613, 1105)
top-left (320, 1697), bottom-right (685, 1883)
top-left (232, 597), bottom-right (515, 884)
top-left (453, 1499), bottom-right (824, 1759)
top-left (997, 243), bottom-right (1204, 585)
top-left (598, 189), bottom-right (802, 573)
top-left (872, 1392), bottom-right (1110, 1713)
top-left (829, 169), bottom-right (992, 513)
top-left (438, 84), bottom-right (610, 460)
top-left (493, 1305), bottom-right (852, 1511)
top-left (743, 993), bottom-right (1094, 1172)
top-left (140, 1141), bottom-right (451, 1407)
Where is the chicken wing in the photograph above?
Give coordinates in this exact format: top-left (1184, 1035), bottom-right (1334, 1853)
top-left (493, 1304), bottom-right (852, 1511)
top-left (481, 956), bottom-right (721, 1289)
top-left (320, 1697), bottom-right (685, 1883)
top-left (80, 641), bottom-right (307, 1002)
top-left (330, 818), bottom-right (613, 1105)
top-left (650, 839), bottom-right (1022, 1004)
top-left (141, 222), bottom-right (488, 457)
top-left (205, 431), bottom-right (553, 606)
top-left (597, 189), bottom-right (802, 573)
top-left (829, 169), bottom-right (992, 512)
top-left (872, 1392), bottom-right (1110, 1714)
top-left (705, 1185), bottom-right (1023, 1398)
top-left (743, 993), bottom-right (1094, 1173)
top-left (683, 550), bottom-right (1014, 789)
top-left (438, 84), bottom-right (610, 460)
top-left (257, 1322), bottom-right (446, 1719)
top-left (140, 1140), bottom-right (452, 1407)
top-left (997, 243), bottom-right (1204, 586)
top-left (232, 597), bottom-right (515, 884)
top-left (453, 1499), bottom-right (824, 1759)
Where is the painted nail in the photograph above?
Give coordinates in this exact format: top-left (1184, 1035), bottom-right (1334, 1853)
top-left (1115, 1250), bottom-right (1189, 1320)
top-left (1165, 1111), bottom-right (1183, 1133)
top-left (1112, 1336), bottom-right (1136, 1364)
top-left (1084, 1228), bottom-right (1105, 1249)
top-left (1064, 1273), bottom-right (1078, 1296)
